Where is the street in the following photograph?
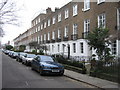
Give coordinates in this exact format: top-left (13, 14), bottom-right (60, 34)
top-left (2, 53), bottom-right (95, 88)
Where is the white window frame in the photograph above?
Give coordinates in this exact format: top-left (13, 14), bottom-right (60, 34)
top-left (41, 35), bottom-right (43, 41)
top-left (44, 34), bottom-right (46, 41)
top-left (44, 22), bottom-right (47, 28)
top-left (98, 13), bottom-right (106, 28)
top-left (58, 13), bottom-right (61, 22)
top-left (64, 26), bottom-right (69, 37)
top-left (84, 19), bottom-right (90, 32)
top-left (52, 31), bottom-right (55, 39)
top-left (117, 8), bottom-right (120, 30)
top-left (80, 42), bottom-right (84, 53)
top-left (84, 0), bottom-right (90, 11)
top-left (73, 43), bottom-right (76, 53)
top-left (48, 19), bottom-right (50, 26)
top-left (73, 24), bottom-right (78, 35)
top-left (52, 17), bottom-right (56, 24)
top-left (58, 29), bottom-right (61, 38)
top-left (65, 9), bottom-right (69, 19)
top-left (112, 41), bottom-right (117, 55)
top-left (48, 32), bottom-right (50, 41)
top-left (41, 24), bottom-right (43, 30)
top-left (38, 26), bottom-right (40, 31)
top-left (97, 0), bottom-right (105, 4)
top-left (73, 4), bottom-right (78, 16)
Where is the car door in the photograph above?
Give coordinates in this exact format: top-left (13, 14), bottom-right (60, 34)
top-left (32, 56), bottom-right (40, 71)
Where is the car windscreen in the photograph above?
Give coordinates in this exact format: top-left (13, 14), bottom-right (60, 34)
top-left (27, 54), bottom-right (36, 58)
top-left (40, 56), bottom-right (54, 62)
top-left (20, 53), bottom-right (27, 56)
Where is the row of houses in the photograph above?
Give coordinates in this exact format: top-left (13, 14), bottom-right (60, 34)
top-left (14, 0), bottom-right (120, 61)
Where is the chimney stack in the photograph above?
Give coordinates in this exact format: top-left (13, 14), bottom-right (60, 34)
top-left (46, 7), bottom-right (52, 14)
top-left (55, 7), bottom-right (59, 12)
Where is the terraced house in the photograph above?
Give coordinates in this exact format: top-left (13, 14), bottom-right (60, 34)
top-left (14, 0), bottom-right (120, 61)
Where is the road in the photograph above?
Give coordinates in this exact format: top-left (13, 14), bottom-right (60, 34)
top-left (2, 53), bottom-right (95, 88)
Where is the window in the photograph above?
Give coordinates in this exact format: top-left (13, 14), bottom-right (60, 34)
top-left (41, 24), bottom-right (43, 30)
top-left (73, 24), bottom-right (78, 35)
top-left (52, 31), bottom-right (55, 39)
top-left (39, 17), bottom-right (41, 22)
top-left (73, 4), bottom-right (78, 16)
top-left (58, 44), bottom-right (60, 52)
top-left (84, 19), bottom-right (90, 32)
top-left (112, 41), bottom-right (117, 55)
top-left (98, 13), bottom-right (106, 28)
top-left (48, 32), bottom-right (50, 40)
top-left (44, 22), bottom-right (47, 28)
top-left (65, 9), bottom-right (69, 19)
top-left (38, 36), bottom-right (40, 44)
top-left (35, 28), bottom-right (37, 32)
top-left (80, 43), bottom-right (84, 53)
top-left (73, 43), bottom-right (76, 53)
top-left (84, 0), bottom-right (90, 11)
top-left (64, 26), bottom-right (69, 37)
top-left (38, 26), bottom-right (40, 31)
top-left (41, 35), bottom-right (43, 42)
top-left (58, 29), bottom-right (61, 38)
top-left (117, 8), bottom-right (120, 30)
top-left (52, 45), bottom-right (54, 52)
top-left (48, 19), bottom-right (50, 26)
top-left (44, 34), bottom-right (46, 41)
top-left (58, 13), bottom-right (61, 22)
top-left (53, 17), bottom-right (56, 24)
top-left (97, 0), bottom-right (105, 4)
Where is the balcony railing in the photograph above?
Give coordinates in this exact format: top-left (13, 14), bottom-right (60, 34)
top-left (71, 34), bottom-right (78, 40)
top-left (51, 39), bottom-right (55, 43)
top-left (46, 40), bottom-right (50, 43)
top-left (56, 38), bottom-right (61, 42)
top-left (63, 36), bottom-right (69, 41)
top-left (82, 31), bottom-right (89, 39)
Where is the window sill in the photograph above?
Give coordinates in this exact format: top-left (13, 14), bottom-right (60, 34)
top-left (97, 1), bottom-right (105, 5)
top-left (82, 8), bottom-right (90, 12)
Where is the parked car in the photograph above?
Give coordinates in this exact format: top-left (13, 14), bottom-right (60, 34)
top-left (16, 52), bottom-right (27, 62)
top-left (31, 55), bottom-right (64, 76)
top-left (22, 54), bottom-right (36, 66)
top-left (11, 52), bottom-right (19, 59)
top-left (8, 51), bottom-right (14, 57)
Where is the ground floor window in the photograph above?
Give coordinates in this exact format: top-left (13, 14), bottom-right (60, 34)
top-left (73, 43), bottom-right (76, 53)
top-left (80, 42), bottom-right (84, 53)
top-left (112, 41), bottom-right (117, 55)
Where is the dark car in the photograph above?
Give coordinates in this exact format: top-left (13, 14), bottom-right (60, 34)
top-left (22, 54), bottom-right (36, 66)
top-left (31, 55), bottom-right (64, 76)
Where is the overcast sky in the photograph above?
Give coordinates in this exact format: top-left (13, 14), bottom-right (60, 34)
top-left (1, 0), bottom-right (71, 45)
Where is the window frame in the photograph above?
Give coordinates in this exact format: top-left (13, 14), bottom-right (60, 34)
top-left (98, 13), bottom-right (106, 28)
top-left (65, 9), bottom-right (69, 19)
top-left (73, 4), bottom-right (78, 16)
top-left (84, 0), bottom-right (90, 11)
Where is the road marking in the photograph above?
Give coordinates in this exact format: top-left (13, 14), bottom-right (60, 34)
top-left (25, 81), bottom-right (29, 86)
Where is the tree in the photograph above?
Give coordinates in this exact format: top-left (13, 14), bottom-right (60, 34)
top-left (0, 0), bottom-right (19, 37)
top-left (86, 27), bottom-right (110, 61)
top-left (19, 45), bottom-right (26, 52)
top-left (5, 45), bottom-right (13, 50)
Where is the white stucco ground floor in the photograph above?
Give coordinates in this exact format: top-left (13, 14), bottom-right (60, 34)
top-left (25, 39), bottom-right (120, 62)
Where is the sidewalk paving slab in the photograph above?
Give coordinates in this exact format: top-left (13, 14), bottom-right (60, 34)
top-left (64, 69), bottom-right (120, 89)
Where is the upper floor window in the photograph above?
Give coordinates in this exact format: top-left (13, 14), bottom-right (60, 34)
top-left (73, 24), bottom-right (78, 35)
top-left (52, 17), bottom-right (56, 24)
top-left (73, 4), bottom-right (78, 16)
top-left (40, 35), bottom-right (43, 41)
top-left (44, 22), bottom-right (47, 28)
top-left (97, 0), bottom-right (105, 4)
top-left (44, 34), bottom-right (46, 41)
top-left (48, 19), bottom-right (50, 26)
top-left (41, 24), bottom-right (43, 30)
top-left (64, 26), bottom-right (69, 37)
top-left (117, 8), bottom-right (120, 30)
top-left (58, 29), bottom-right (61, 38)
top-left (98, 13), bottom-right (106, 28)
top-left (58, 13), bottom-right (61, 22)
top-left (48, 32), bottom-right (50, 40)
top-left (84, 0), bottom-right (90, 11)
top-left (65, 9), bottom-right (69, 19)
top-left (52, 31), bottom-right (55, 39)
top-left (38, 26), bottom-right (40, 31)
top-left (39, 17), bottom-right (41, 23)
top-left (84, 19), bottom-right (90, 32)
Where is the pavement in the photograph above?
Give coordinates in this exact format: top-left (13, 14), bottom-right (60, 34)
top-left (64, 69), bottom-right (120, 89)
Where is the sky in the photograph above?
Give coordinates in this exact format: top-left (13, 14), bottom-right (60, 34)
top-left (1, 0), bottom-right (71, 45)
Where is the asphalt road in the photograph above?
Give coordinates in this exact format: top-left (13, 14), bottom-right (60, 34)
top-left (2, 53), bottom-right (95, 88)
